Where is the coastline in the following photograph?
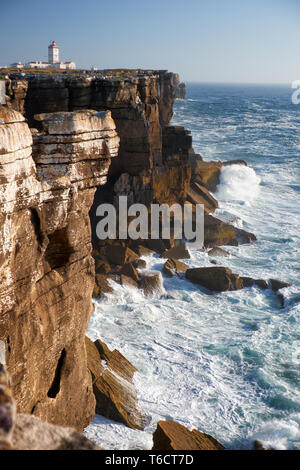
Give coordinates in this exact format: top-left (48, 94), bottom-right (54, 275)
top-left (0, 74), bottom-right (298, 450)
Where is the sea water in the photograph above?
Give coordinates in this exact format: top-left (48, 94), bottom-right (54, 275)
top-left (85, 83), bottom-right (300, 450)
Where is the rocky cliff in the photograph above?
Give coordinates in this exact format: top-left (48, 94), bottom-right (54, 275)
top-left (1, 70), bottom-right (256, 437)
top-left (0, 106), bottom-right (119, 430)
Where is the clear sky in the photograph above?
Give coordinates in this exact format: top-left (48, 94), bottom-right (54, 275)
top-left (1, 0), bottom-right (299, 83)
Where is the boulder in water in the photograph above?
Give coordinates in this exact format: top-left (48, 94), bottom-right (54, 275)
top-left (152, 420), bottom-right (224, 450)
top-left (85, 337), bottom-right (147, 430)
top-left (160, 242), bottom-right (190, 260)
top-left (270, 279), bottom-right (291, 291)
top-left (186, 266), bottom-right (243, 292)
top-left (140, 272), bottom-right (163, 296)
top-left (163, 259), bottom-right (188, 277)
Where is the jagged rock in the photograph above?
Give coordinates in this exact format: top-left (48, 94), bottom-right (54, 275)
top-left (85, 337), bottom-right (147, 430)
top-left (173, 74), bottom-right (186, 99)
top-left (187, 182), bottom-right (218, 214)
top-left (254, 279), bottom-right (268, 290)
top-left (0, 107), bottom-right (119, 431)
top-left (241, 277), bottom-right (255, 287)
top-left (208, 247), bottom-right (230, 257)
top-left (119, 263), bottom-right (140, 282)
top-left (146, 239), bottom-right (167, 254)
top-left (234, 227), bottom-right (257, 244)
top-left (140, 273), bottom-right (163, 296)
top-left (203, 215), bottom-right (256, 247)
top-left (277, 293), bottom-right (285, 308)
top-left (152, 420), bottom-right (224, 450)
top-left (106, 245), bottom-right (139, 266)
top-left (94, 259), bottom-right (111, 274)
top-left (241, 277), bottom-right (268, 289)
top-left (160, 243), bottom-right (190, 260)
top-left (11, 414), bottom-right (100, 450)
top-left (270, 279), bottom-right (291, 291)
top-left (253, 440), bottom-right (272, 451)
top-left (163, 259), bottom-right (188, 277)
top-left (135, 245), bottom-right (155, 257)
top-left (186, 267), bottom-right (243, 292)
top-left (93, 274), bottom-right (113, 297)
top-left (204, 215), bottom-right (238, 247)
top-left (120, 274), bottom-right (138, 289)
top-left (192, 161), bottom-right (222, 191)
top-left (133, 259), bottom-right (147, 269)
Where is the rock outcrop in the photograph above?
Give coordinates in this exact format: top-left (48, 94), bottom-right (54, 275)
top-left (11, 413), bottom-right (100, 450)
top-left (0, 107), bottom-right (119, 431)
top-left (152, 420), bottom-right (224, 450)
top-left (186, 266), bottom-right (244, 292)
top-left (85, 337), bottom-right (147, 430)
top-left (163, 259), bottom-right (188, 277)
top-left (172, 74), bottom-right (186, 99)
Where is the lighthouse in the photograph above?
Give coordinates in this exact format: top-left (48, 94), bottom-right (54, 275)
top-left (48, 40), bottom-right (60, 64)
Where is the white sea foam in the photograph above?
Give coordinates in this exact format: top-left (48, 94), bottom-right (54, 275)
top-left (215, 165), bottom-right (261, 203)
top-left (85, 86), bottom-right (300, 451)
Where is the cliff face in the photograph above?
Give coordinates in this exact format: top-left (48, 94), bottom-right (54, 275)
top-left (6, 71), bottom-right (191, 200)
top-left (0, 106), bottom-right (119, 430)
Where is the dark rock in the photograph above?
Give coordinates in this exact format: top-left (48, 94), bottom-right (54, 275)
top-left (133, 259), bottom-right (147, 269)
top-left (146, 239), bottom-right (167, 254)
top-left (163, 258), bottom-right (188, 277)
top-left (270, 279), bottom-right (291, 291)
top-left (106, 245), bottom-right (139, 266)
top-left (119, 263), bottom-right (140, 282)
top-left (277, 293), bottom-right (285, 308)
top-left (140, 273), bottom-right (163, 296)
top-left (255, 279), bottom-right (268, 290)
top-left (186, 266), bottom-right (243, 292)
top-left (152, 420), bottom-right (224, 450)
top-left (135, 245), bottom-right (155, 257)
top-left (120, 274), bottom-right (138, 289)
top-left (234, 227), bottom-right (257, 244)
top-left (160, 242), bottom-right (190, 260)
top-left (208, 247), bottom-right (230, 257)
top-left (93, 274), bottom-right (113, 297)
top-left (241, 277), bottom-right (255, 287)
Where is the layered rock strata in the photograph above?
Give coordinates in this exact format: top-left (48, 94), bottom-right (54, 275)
top-left (85, 337), bottom-right (147, 430)
top-left (0, 107), bottom-right (119, 430)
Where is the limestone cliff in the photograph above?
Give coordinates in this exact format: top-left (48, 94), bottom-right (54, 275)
top-left (0, 107), bottom-right (119, 431)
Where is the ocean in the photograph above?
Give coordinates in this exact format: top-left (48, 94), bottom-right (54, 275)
top-left (85, 83), bottom-right (300, 450)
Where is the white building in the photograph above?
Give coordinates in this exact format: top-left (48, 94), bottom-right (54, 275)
top-left (26, 61), bottom-right (50, 69)
top-left (10, 62), bottom-right (23, 69)
top-left (22, 42), bottom-right (76, 70)
top-left (48, 40), bottom-right (60, 64)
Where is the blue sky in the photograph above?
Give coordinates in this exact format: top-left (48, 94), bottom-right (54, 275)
top-left (0, 0), bottom-right (299, 83)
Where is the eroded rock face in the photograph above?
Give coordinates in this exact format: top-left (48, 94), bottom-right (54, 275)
top-left (0, 107), bottom-right (119, 431)
top-left (152, 420), bottom-right (224, 450)
top-left (85, 337), bottom-right (148, 430)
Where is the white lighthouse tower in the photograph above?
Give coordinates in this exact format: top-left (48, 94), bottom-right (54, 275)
top-left (48, 40), bottom-right (60, 64)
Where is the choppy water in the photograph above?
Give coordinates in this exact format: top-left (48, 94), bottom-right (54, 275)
top-left (85, 83), bottom-right (300, 450)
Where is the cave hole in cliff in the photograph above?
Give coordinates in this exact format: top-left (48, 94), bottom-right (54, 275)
top-left (44, 228), bottom-right (75, 269)
top-left (30, 208), bottom-right (43, 246)
top-left (47, 348), bottom-right (66, 399)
